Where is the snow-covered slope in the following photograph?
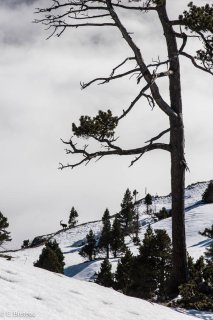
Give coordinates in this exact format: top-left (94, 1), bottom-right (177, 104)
top-left (0, 181), bottom-right (213, 320)
top-left (0, 256), bottom-right (210, 320)
top-left (9, 181), bottom-right (213, 281)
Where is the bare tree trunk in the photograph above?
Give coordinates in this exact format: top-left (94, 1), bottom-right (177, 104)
top-left (170, 118), bottom-right (188, 291)
top-left (158, 2), bottom-right (188, 292)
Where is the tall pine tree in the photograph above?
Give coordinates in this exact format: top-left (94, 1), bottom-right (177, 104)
top-left (99, 208), bottom-right (111, 258)
top-left (118, 188), bottom-right (135, 236)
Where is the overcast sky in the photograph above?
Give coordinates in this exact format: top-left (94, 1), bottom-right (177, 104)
top-left (0, 0), bottom-right (212, 249)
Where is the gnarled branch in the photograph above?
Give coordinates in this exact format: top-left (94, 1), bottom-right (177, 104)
top-left (59, 138), bottom-right (171, 169)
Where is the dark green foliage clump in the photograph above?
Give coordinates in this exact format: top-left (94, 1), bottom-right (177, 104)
top-left (180, 3), bottom-right (213, 33)
top-left (96, 258), bottom-right (114, 288)
top-left (202, 182), bottom-right (213, 203)
top-left (0, 211), bottom-right (11, 246)
top-left (72, 110), bottom-right (118, 140)
top-left (34, 240), bottom-right (64, 274)
top-left (129, 226), bottom-right (172, 301)
top-left (79, 229), bottom-right (97, 261)
top-left (68, 206), bottom-right (78, 227)
top-left (154, 207), bottom-right (171, 221)
top-left (177, 253), bottom-right (213, 311)
top-left (110, 218), bottom-right (126, 258)
top-left (99, 209), bottom-right (111, 259)
top-left (115, 248), bottom-right (134, 294)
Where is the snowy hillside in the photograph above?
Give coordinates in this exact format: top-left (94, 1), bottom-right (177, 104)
top-left (0, 256), bottom-right (211, 320)
top-left (0, 180), bottom-right (213, 320)
top-left (8, 181), bottom-right (213, 281)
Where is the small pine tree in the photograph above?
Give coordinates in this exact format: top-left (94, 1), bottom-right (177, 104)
top-left (96, 258), bottom-right (114, 287)
top-left (115, 248), bottom-right (134, 294)
top-left (202, 182), bottom-right (213, 203)
top-left (0, 211), bottom-right (11, 246)
top-left (79, 229), bottom-right (96, 261)
top-left (99, 209), bottom-right (111, 258)
top-left (46, 239), bottom-right (65, 268)
top-left (110, 218), bottom-right (126, 258)
top-left (144, 193), bottom-right (152, 215)
top-left (68, 206), bottom-right (78, 227)
top-left (117, 188), bottom-right (135, 236)
top-left (34, 241), bottom-right (64, 274)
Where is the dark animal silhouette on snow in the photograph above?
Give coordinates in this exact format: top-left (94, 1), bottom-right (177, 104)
top-left (60, 220), bottom-right (67, 230)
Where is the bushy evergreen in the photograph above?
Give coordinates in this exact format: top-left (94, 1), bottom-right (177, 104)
top-left (202, 182), bottom-right (213, 203)
top-left (110, 218), bottom-right (126, 258)
top-left (144, 193), bottom-right (152, 215)
top-left (154, 207), bottom-right (171, 221)
top-left (115, 248), bottom-right (134, 294)
top-left (47, 239), bottom-right (65, 268)
top-left (99, 209), bottom-right (111, 258)
top-left (68, 206), bottom-right (78, 227)
top-left (0, 211), bottom-right (11, 246)
top-left (96, 258), bottom-right (114, 287)
top-left (129, 226), bottom-right (172, 301)
top-left (34, 240), bottom-right (64, 274)
top-left (177, 253), bottom-right (213, 311)
top-left (79, 229), bottom-right (96, 261)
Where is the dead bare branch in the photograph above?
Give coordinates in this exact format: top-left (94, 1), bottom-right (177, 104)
top-left (80, 68), bottom-right (141, 89)
top-left (145, 128), bottom-right (170, 144)
top-left (110, 57), bottom-right (136, 77)
top-left (59, 138), bottom-right (171, 169)
top-left (129, 153), bottom-right (143, 167)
